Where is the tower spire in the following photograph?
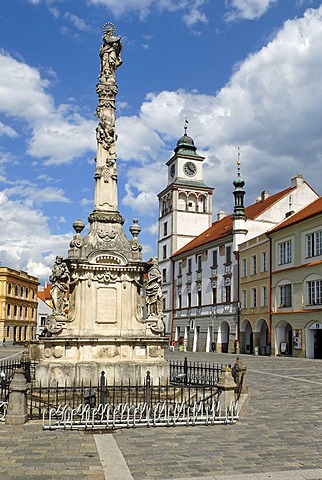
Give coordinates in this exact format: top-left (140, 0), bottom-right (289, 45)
top-left (233, 147), bottom-right (246, 219)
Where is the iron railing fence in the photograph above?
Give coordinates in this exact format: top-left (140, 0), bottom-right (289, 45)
top-left (169, 356), bottom-right (229, 386)
top-left (29, 371), bottom-right (220, 420)
top-left (0, 357), bottom-right (36, 402)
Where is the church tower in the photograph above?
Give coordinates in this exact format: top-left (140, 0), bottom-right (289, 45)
top-left (157, 124), bottom-right (213, 332)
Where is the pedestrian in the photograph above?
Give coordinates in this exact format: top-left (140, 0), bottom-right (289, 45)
top-left (170, 340), bottom-right (175, 352)
top-left (2, 338), bottom-right (6, 347)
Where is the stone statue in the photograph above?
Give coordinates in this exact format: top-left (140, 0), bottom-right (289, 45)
top-left (146, 258), bottom-right (163, 317)
top-left (99, 22), bottom-right (122, 83)
top-left (49, 255), bottom-right (70, 316)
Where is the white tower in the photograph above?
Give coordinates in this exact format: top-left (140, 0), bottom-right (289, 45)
top-left (157, 125), bottom-right (213, 332)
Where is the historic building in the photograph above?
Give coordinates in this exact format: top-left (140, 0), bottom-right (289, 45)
top-left (0, 267), bottom-right (39, 343)
top-left (157, 127), bottom-right (213, 332)
top-left (268, 196), bottom-right (322, 359)
top-left (238, 233), bottom-right (271, 355)
top-left (157, 133), bottom-right (319, 352)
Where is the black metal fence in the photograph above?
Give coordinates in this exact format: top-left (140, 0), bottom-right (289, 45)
top-left (29, 370), bottom-right (219, 420)
top-left (0, 357), bottom-right (35, 402)
top-left (169, 356), bottom-right (228, 386)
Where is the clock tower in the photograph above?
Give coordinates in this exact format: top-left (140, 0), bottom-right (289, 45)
top-left (157, 126), bottom-right (213, 332)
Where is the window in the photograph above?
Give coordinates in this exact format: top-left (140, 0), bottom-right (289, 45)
top-left (8, 283), bottom-right (12, 295)
top-left (188, 258), bottom-right (192, 274)
top-left (162, 268), bottom-right (166, 283)
top-left (197, 255), bottom-right (202, 271)
top-left (212, 250), bottom-right (218, 267)
top-left (261, 251), bottom-right (267, 272)
top-left (20, 286), bottom-right (24, 297)
top-left (178, 293), bottom-right (182, 309)
top-left (306, 230), bottom-right (322, 258)
top-left (15, 285), bottom-right (19, 296)
top-left (178, 262), bottom-right (182, 276)
top-left (225, 246), bottom-right (232, 264)
top-left (162, 245), bottom-right (167, 259)
top-left (279, 284), bottom-right (292, 307)
top-left (187, 292), bottom-right (192, 308)
top-left (241, 258), bottom-right (247, 278)
top-left (40, 316), bottom-right (47, 327)
top-left (251, 288), bottom-right (257, 308)
top-left (26, 287), bottom-right (29, 298)
top-left (14, 304), bottom-right (18, 317)
top-left (223, 285), bottom-right (231, 303)
top-left (7, 304), bottom-right (11, 317)
top-left (25, 306), bottom-right (28, 319)
top-left (251, 255), bottom-right (257, 275)
top-left (197, 290), bottom-right (202, 307)
top-left (261, 286), bottom-right (268, 307)
top-left (32, 289), bottom-right (36, 300)
top-left (278, 240), bottom-right (292, 265)
top-left (19, 305), bottom-right (23, 318)
top-left (241, 289), bottom-right (247, 309)
top-left (212, 287), bottom-right (217, 304)
top-left (163, 222), bottom-right (168, 237)
top-left (307, 280), bottom-right (322, 305)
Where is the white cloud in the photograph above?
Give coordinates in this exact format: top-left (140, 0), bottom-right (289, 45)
top-left (116, 5), bottom-right (322, 216)
top-left (0, 191), bottom-right (72, 282)
top-left (3, 181), bottom-right (70, 205)
top-left (0, 51), bottom-right (96, 166)
top-left (226, 0), bottom-right (277, 21)
top-left (0, 121), bottom-right (18, 138)
top-left (88, 0), bottom-right (208, 24)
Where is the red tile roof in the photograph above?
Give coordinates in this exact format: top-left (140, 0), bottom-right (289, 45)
top-left (172, 185), bottom-right (297, 257)
top-left (268, 196), bottom-right (322, 234)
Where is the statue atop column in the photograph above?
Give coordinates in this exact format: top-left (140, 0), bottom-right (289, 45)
top-left (99, 22), bottom-right (122, 84)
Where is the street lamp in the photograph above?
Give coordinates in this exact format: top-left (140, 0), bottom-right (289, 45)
top-left (209, 307), bottom-right (217, 352)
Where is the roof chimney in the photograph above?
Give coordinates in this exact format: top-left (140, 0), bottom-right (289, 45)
top-left (291, 174), bottom-right (304, 187)
top-left (217, 210), bottom-right (226, 221)
top-left (261, 190), bottom-right (269, 201)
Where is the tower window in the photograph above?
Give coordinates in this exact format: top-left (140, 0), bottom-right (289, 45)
top-left (163, 245), bottom-right (167, 259)
top-left (162, 268), bottom-right (166, 283)
top-left (163, 222), bottom-right (168, 237)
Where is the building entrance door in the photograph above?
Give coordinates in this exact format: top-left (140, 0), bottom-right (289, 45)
top-left (314, 329), bottom-right (322, 359)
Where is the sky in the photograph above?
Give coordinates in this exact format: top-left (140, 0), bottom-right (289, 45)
top-left (1, 0), bottom-right (322, 284)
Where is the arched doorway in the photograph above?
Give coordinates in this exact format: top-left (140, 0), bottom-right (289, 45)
top-left (240, 319), bottom-right (253, 354)
top-left (305, 321), bottom-right (322, 359)
top-left (254, 318), bottom-right (270, 355)
top-left (275, 321), bottom-right (293, 355)
top-left (218, 321), bottom-right (230, 353)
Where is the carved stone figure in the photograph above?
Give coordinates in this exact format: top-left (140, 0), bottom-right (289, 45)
top-left (49, 255), bottom-right (70, 316)
top-left (146, 258), bottom-right (163, 317)
top-left (99, 22), bottom-right (122, 83)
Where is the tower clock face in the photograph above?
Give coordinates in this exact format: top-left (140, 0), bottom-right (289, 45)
top-left (183, 161), bottom-right (197, 177)
top-left (170, 164), bottom-right (176, 178)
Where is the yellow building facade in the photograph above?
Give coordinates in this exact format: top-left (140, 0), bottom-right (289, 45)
top-left (239, 233), bottom-right (271, 355)
top-left (0, 267), bottom-right (39, 343)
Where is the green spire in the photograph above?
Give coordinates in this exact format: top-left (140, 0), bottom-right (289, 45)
top-left (233, 147), bottom-right (246, 218)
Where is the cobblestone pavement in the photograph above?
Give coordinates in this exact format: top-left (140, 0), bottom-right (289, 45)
top-left (0, 350), bottom-right (321, 480)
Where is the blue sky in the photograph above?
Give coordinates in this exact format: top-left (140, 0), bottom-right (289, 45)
top-left (1, 0), bottom-right (322, 283)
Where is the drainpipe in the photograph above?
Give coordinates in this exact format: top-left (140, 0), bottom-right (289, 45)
top-left (268, 233), bottom-right (273, 351)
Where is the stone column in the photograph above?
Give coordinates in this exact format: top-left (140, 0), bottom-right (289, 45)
top-left (5, 368), bottom-right (29, 425)
top-left (217, 365), bottom-right (237, 414)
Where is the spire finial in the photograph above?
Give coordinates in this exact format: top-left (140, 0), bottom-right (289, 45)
top-left (237, 146), bottom-right (241, 175)
top-left (184, 118), bottom-right (188, 135)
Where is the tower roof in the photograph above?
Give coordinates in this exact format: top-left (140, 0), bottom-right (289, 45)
top-left (174, 133), bottom-right (198, 156)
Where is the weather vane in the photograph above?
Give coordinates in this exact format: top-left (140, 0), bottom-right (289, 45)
top-left (184, 118), bottom-right (188, 135)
